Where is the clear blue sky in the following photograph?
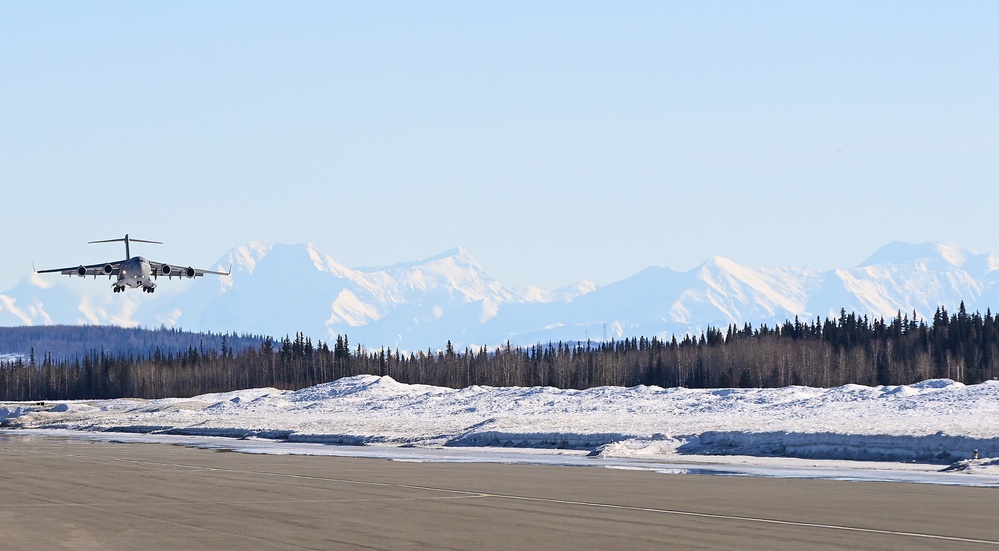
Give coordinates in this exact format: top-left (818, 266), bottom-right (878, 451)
top-left (2, 1), bottom-right (997, 292)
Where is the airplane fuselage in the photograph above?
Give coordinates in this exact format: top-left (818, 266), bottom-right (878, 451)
top-left (115, 256), bottom-right (155, 293)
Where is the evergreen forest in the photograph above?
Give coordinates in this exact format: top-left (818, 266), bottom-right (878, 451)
top-left (2, 304), bottom-right (999, 401)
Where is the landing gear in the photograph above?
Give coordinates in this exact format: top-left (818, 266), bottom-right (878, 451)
top-left (142, 285), bottom-right (156, 293)
top-left (113, 285), bottom-right (125, 293)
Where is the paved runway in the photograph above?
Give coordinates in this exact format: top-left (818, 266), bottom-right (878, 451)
top-left (1, 434), bottom-right (996, 550)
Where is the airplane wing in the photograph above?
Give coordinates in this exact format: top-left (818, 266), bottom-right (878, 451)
top-left (34, 261), bottom-right (121, 278)
top-left (147, 260), bottom-right (230, 279)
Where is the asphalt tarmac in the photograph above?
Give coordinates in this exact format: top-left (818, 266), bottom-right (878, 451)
top-left (1, 434), bottom-right (996, 550)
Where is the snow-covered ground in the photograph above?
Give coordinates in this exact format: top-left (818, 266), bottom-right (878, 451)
top-left (3, 376), bottom-right (999, 486)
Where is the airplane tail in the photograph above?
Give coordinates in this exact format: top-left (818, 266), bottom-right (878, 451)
top-left (89, 234), bottom-right (162, 259)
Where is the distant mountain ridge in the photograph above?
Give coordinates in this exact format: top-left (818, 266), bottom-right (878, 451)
top-left (0, 325), bottom-right (264, 363)
top-left (4, 241), bottom-right (999, 351)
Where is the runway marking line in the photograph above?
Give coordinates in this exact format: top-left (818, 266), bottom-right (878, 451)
top-left (11, 446), bottom-right (999, 547)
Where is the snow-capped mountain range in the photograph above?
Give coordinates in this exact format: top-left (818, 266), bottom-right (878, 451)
top-left (3, 241), bottom-right (999, 351)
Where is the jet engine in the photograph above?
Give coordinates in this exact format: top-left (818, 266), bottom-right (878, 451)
top-left (161, 264), bottom-right (173, 276)
top-left (76, 265), bottom-right (87, 277)
top-left (185, 267), bottom-right (196, 278)
top-left (101, 263), bottom-right (114, 275)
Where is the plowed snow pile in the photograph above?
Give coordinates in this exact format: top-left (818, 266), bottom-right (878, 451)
top-left (4, 376), bottom-right (999, 464)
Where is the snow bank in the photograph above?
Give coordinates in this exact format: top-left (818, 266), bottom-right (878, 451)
top-left (0, 406), bottom-right (30, 422)
top-left (3, 376), bottom-right (999, 465)
top-left (592, 432), bottom-right (999, 463)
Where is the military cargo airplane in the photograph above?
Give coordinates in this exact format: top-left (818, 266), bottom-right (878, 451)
top-left (35, 234), bottom-right (230, 293)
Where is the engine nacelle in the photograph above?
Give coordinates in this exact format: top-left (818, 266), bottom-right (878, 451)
top-left (76, 265), bottom-right (87, 277)
top-left (185, 267), bottom-right (196, 278)
top-left (161, 264), bottom-right (173, 276)
top-left (102, 263), bottom-right (114, 275)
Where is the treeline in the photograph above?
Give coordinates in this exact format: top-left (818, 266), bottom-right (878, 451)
top-left (2, 304), bottom-right (999, 401)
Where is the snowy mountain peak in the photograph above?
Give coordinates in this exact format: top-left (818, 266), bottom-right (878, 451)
top-left (406, 247), bottom-right (483, 275)
top-left (427, 246), bottom-right (472, 263)
top-left (551, 280), bottom-right (599, 302)
top-left (224, 241), bottom-right (274, 274)
top-left (304, 244), bottom-right (353, 277)
top-left (699, 255), bottom-right (751, 276)
top-left (367, 246), bottom-right (478, 274)
top-left (223, 242), bottom-right (354, 279)
top-left (859, 241), bottom-right (999, 274)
